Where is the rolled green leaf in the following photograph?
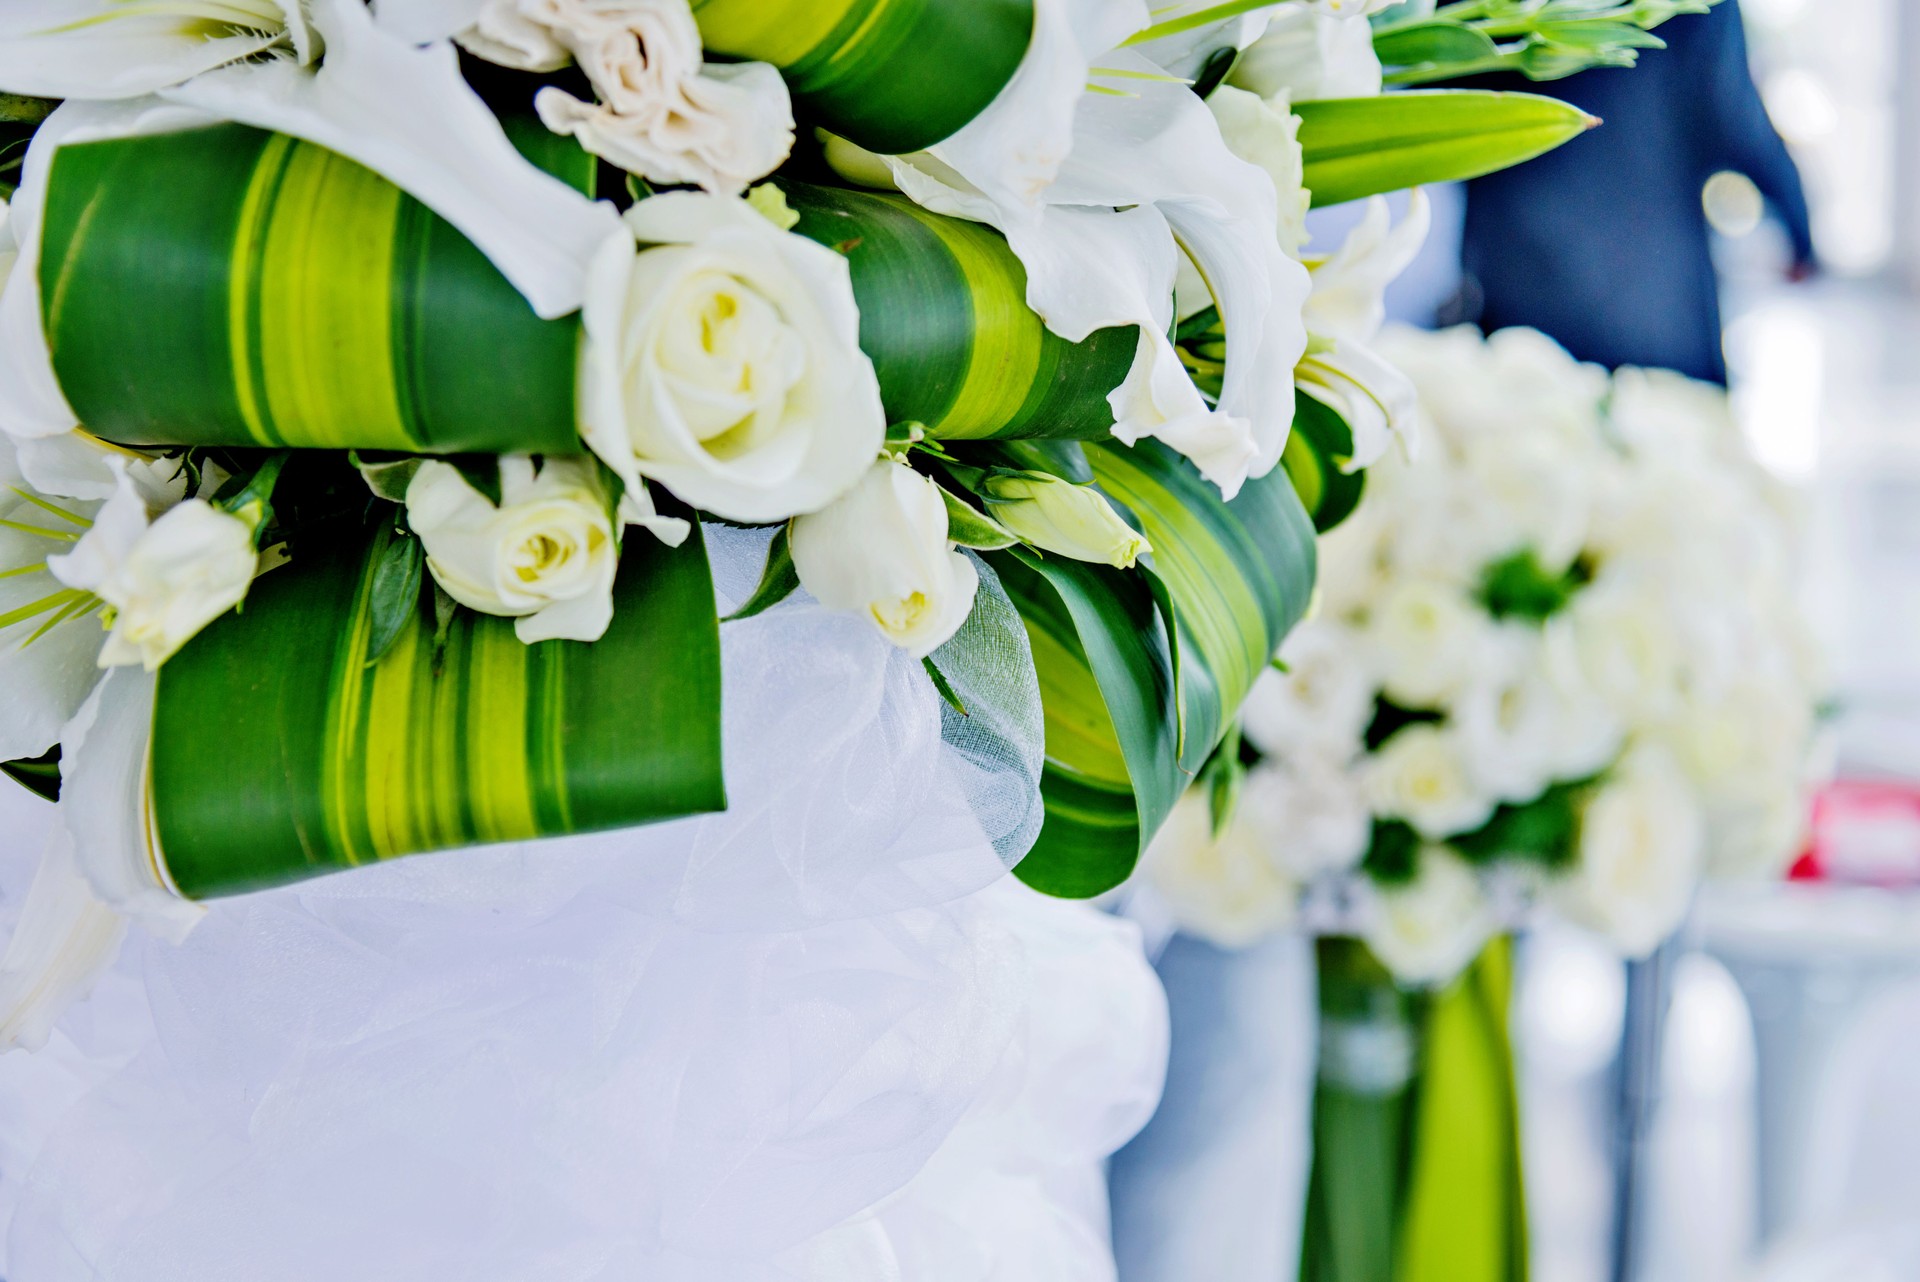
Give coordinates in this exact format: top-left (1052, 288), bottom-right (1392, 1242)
top-left (782, 182), bottom-right (1136, 442)
top-left (1297, 90), bottom-right (1598, 208)
top-left (149, 520), bottom-right (725, 899)
top-left (40, 122), bottom-right (587, 456)
top-left (692, 0), bottom-right (1034, 155)
top-left (1, 748), bottom-right (59, 803)
top-left (1283, 396), bottom-right (1368, 533)
top-left (998, 441), bottom-right (1316, 898)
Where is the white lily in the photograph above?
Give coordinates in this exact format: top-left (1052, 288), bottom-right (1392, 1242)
top-left (1295, 193), bottom-right (1430, 468)
top-left (0, 0), bottom-right (620, 374)
top-left (0, 433), bottom-right (185, 763)
top-left (840, 1), bottom-right (1311, 499)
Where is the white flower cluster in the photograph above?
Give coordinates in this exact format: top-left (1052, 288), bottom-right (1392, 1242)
top-left (1149, 325), bottom-right (1824, 983)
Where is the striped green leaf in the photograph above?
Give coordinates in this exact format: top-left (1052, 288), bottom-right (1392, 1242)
top-left (1, 748), bottom-right (58, 803)
top-left (998, 441), bottom-right (1317, 897)
top-left (782, 182), bottom-right (1136, 443)
top-left (149, 518), bottom-right (725, 899)
top-left (1297, 90), bottom-right (1597, 208)
top-left (692, 0), bottom-right (1034, 155)
top-left (40, 122), bottom-right (586, 456)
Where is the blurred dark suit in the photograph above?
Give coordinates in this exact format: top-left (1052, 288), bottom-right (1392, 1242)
top-left (1459, 1), bottom-right (1814, 385)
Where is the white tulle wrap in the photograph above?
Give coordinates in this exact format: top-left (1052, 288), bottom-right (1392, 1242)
top-left (0, 528), bottom-right (1165, 1278)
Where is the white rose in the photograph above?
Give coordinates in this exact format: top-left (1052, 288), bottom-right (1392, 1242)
top-left (1367, 577), bottom-right (1487, 708)
top-left (1241, 620), bottom-right (1376, 761)
top-left (1570, 571), bottom-right (1685, 727)
top-left (1555, 748), bottom-right (1705, 957)
top-left (1365, 722), bottom-right (1497, 840)
top-left (49, 460), bottom-right (258, 672)
top-left (1229, 5), bottom-right (1384, 103)
top-left (790, 462), bottom-right (979, 659)
top-left (461, 0), bottom-right (796, 195)
top-left (1705, 790), bottom-right (1809, 882)
top-left (1363, 846), bottom-right (1498, 987)
top-left (406, 456), bottom-right (623, 645)
top-left (580, 192), bottom-right (886, 524)
top-left (1145, 787), bottom-right (1300, 949)
top-left (1452, 628), bottom-right (1561, 805)
top-left (1258, 757), bottom-right (1373, 880)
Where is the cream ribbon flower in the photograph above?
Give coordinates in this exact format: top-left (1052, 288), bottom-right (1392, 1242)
top-left (790, 461), bottom-right (980, 659)
top-left (580, 192), bottom-right (885, 525)
top-left (448, 0), bottom-right (795, 196)
top-left (406, 455), bottom-right (628, 645)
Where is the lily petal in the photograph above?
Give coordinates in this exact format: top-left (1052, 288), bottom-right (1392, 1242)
top-left (163, 0), bottom-right (622, 319)
top-left (0, 0), bottom-right (283, 100)
top-left (0, 827), bottom-right (128, 1054)
top-left (1304, 190), bottom-right (1431, 343)
top-left (58, 667), bottom-right (202, 943)
top-left (371, 0), bottom-right (491, 43)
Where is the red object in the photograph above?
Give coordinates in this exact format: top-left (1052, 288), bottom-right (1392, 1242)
top-left (1797, 781), bottom-right (1920, 886)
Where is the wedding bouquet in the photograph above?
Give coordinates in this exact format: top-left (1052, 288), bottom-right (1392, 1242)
top-left (1143, 322), bottom-right (1821, 1282)
top-left (1148, 324), bottom-right (1821, 977)
top-left (0, 0), bottom-right (1707, 1048)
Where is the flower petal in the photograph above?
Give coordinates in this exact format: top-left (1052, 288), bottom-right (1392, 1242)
top-left (163, 0), bottom-right (622, 319)
top-left (58, 666), bottom-right (202, 942)
top-left (0, 827), bottom-right (127, 1053)
top-left (0, 0), bottom-right (281, 100)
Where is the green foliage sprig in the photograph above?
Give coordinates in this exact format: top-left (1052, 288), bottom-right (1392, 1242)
top-left (1374, 0), bottom-right (1718, 87)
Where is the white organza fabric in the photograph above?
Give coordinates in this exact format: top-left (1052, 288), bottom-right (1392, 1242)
top-left (0, 527), bottom-right (1158, 1279)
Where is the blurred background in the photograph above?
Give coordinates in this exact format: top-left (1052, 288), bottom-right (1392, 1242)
top-left (1362, 0), bottom-right (1920, 1277)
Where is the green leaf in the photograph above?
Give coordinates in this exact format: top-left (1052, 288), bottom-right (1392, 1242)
top-left (782, 182), bottom-right (1137, 444)
top-left (1297, 91), bottom-right (1598, 208)
top-left (993, 546), bottom-right (1181, 898)
top-left (940, 487), bottom-right (1021, 550)
top-left (921, 655), bottom-right (970, 717)
top-left (1477, 548), bottom-right (1589, 621)
top-left (352, 452), bottom-right (424, 504)
top-left (1283, 396), bottom-right (1368, 534)
top-left (363, 524), bottom-right (426, 666)
top-left (40, 124), bottom-right (583, 456)
top-left (723, 525), bottom-right (802, 622)
top-left (998, 441), bottom-right (1317, 898)
top-left (692, 0), bottom-right (1034, 155)
top-left (0, 94), bottom-right (53, 125)
top-left (1, 747), bottom-right (60, 803)
top-left (149, 516), bottom-right (726, 899)
top-left (447, 454), bottom-right (504, 508)
top-left (1452, 778), bottom-right (1593, 870)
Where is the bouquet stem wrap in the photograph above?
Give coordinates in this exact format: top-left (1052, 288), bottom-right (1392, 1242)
top-left (1304, 937), bottom-right (1528, 1282)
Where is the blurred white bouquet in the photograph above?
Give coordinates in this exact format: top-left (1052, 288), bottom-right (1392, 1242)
top-left (1148, 324), bottom-right (1825, 984)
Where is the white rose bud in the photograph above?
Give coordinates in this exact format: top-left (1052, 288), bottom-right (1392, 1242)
top-left (1555, 748), bottom-right (1706, 958)
top-left (1364, 722), bottom-right (1497, 840)
top-left (1363, 846), bottom-right (1498, 987)
top-left (983, 473), bottom-right (1150, 569)
top-left (47, 456), bottom-right (256, 672)
top-left (791, 461), bottom-right (980, 659)
top-left (580, 192), bottom-right (886, 524)
top-left (1367, 577), bottom-right (1487, 708)
top-left (407, 456), bottom-right (622, 645)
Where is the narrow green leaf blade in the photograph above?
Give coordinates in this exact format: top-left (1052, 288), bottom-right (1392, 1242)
top-left (363, 527), bottom-right (426, 666)
top-left (723, 525), bottom-right (801, 622)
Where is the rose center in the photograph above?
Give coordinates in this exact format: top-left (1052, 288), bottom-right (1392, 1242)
top-left (871, 592), bottom-right (931, 636)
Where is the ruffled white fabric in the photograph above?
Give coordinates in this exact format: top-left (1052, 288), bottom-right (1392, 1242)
top-left (0, 800), bottom-right (1164, 1281)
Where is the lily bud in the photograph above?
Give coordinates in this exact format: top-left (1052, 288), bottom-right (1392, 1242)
top-left (983, 473), bottom-right (1151, 569)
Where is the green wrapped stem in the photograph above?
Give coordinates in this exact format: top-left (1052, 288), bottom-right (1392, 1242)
top-left (150, 521), bottom-right (725, 899)
top-left (692, 0), bottom-right (1034, 155)
top-left (997, 441), bottom-right (1316, 897)
top-left (41, 123), bottom-right (589, 456)
top-left (783, 182), bottom-right (1137, 442)
top-left (1303, 937), bottom-right (1529, 1282)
